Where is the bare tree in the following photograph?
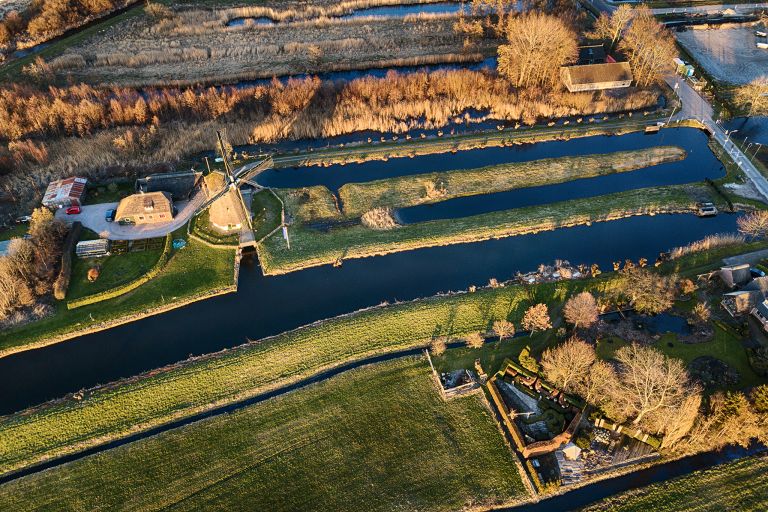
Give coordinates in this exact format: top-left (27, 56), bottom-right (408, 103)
top-left (521, 303), bottom-right (552, 334)
top-left (691, 302), bottom-right (711, 325)
top-left (465, 332), bottom-right (485, 349)
top-left (492, 319), bottom-right (515, 339)
top-left (590, 4), bottom-right (634, 52)
top-left (563, 291), bottom-right (599, 329)
top-left (738, 210), bottom-right (768, 239)
top-left (620, 268), bottom-right (676, 315)
top-left (610, 344), bottom-right (692, 429)
top-left (430, 336), bottom-right (447, 356)
top-left (575, 359), bottom-right (617, 407)
top-left (619, 6), bottom-right (676, 87)
top-left (658, 392), bottom-right (702, 450)
top-left (541, 336), bottom-right (596, 393)
top-left (497, 12), bottom-right (577, 88)
top-left (681, 392), bottom-right (765, 453)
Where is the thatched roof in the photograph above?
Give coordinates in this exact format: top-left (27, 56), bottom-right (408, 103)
top-left (561, 62), bottom-right (633, 85)
top-left (116, 192), bottom-right (172, 219)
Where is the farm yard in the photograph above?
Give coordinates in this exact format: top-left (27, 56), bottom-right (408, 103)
top-left (676, 25), bottom-right (768, 85)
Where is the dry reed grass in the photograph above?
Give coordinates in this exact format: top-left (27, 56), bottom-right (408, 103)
top-left (669, 233), bottom-right (746, 259)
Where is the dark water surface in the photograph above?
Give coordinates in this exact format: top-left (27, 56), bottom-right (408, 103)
top-left (0, 213), bottom-right (739, 414)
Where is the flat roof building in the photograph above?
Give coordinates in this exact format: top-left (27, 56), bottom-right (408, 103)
top-left (115, 191), bottom-right (174, 226)
top-left (42, 177), bottom-right (87, 208)
top-left (560, 62), bottom-right (633, 93)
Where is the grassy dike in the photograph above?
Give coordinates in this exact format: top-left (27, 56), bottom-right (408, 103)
top-left (0, 278), bottom-right (561, 477)
top-left (0, 239), bottom-right (759, 481)
top-left (0, 227), bottom-right (237, 357)
top-left (338, 146), bottom-right (687, 217)
top-left (0, 358), bottom-right (530, 511)
top-left (582, 455), bottom-right (768, 512)
top-left (258, 185), bottom-right (707, 275)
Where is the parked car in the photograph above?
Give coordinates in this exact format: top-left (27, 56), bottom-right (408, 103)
top-left (65, 206), bottom-right (81, 215)
top-left (15, 215), bottom-right (32, 224)
top-left (105, 209), bottom-right (116, 223)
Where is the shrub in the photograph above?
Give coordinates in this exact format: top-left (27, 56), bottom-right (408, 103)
top-left (53, 222), bottom-right (81, 300)
top-left (465, 332), bottom-right (485, 349)
top-left (361, 207), bottom-right (398, 230)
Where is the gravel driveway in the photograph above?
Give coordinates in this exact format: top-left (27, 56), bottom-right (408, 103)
top-left (56, 188), bottom-right (206, 240)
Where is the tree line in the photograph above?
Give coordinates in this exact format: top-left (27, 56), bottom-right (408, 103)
top-left (0, 208), bottom-right (66, 327)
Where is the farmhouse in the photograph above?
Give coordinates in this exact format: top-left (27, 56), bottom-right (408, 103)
top-left (115, 191), bottom-right (174, 225)
top-left (560, 62), bottom-right (633, 92)
top-left (42, 177), bottom-right (87, 208)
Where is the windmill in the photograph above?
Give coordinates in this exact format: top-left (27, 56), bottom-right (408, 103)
top-left (193, 131), bottom-right (273, 238)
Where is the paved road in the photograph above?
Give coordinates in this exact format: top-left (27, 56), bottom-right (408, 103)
top-left (666, 74), bottom-right (768, 201)
top-left (651, 3), bottom-right (768, 15)
top-left (55, 187), bottom-right (206, 240)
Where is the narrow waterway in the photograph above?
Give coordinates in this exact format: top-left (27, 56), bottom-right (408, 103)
top-left (0, 213), bottom-right (739, 414)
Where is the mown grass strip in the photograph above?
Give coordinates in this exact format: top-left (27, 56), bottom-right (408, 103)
top-left (0, 358), bottom-right (530, 511)
top-left (338, 146), bottom-right (687, 217)
top-left (259, 185), bottom-right (704, 275)
top-left (582, 454), bottom-right (768, 512)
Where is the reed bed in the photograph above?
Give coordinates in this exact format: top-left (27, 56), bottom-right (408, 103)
top-left (669, 233), bottom-right (747, 260)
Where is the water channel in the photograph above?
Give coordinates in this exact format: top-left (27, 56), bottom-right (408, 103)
top-left (0, 127), bottom-right (742, 415)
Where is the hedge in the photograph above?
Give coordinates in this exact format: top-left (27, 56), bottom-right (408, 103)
top-left (66, 234), bottom-right (173, 309)
top-left (53, 222), bottom-right (81, 301)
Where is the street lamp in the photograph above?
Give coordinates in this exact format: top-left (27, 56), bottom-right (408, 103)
top-left (725, 129), bottom-right (738, 147)
top-left (753, 143), bottom-right (763, 162)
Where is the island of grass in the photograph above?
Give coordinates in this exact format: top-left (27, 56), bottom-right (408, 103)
top-left (0, 357), bottom-right (529, 511)
top-left (0, 240), bottom-right (762, 480)
top-left (582, 454), bottom-right (768, 512)
top-left (0, 225), bottom-right (237, 357)
top-left (338, 146), bottom-right (686, 217)
top-left (258, 184), bottom-right (709, 275)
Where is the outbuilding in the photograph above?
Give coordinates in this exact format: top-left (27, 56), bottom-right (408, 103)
top-left (560, 62), bottom-right (633, 92)
top-left (115, 191), bottom-right (174, 226)
top-left (42, 177), bottom-right (87, 208)
top-left (75, 239), bottom-right (110, 258)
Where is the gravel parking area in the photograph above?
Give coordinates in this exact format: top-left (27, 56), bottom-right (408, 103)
top-left (676, 26), bottom-right (768, 85)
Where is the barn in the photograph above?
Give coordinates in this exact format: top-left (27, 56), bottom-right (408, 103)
top-left (560, 62), bottom-right (633, 93)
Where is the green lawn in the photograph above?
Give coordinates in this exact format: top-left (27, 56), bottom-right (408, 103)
top-left (338, 146), bottom-right (686, 217)
top-left (259, 185), bottom-right (707, 275)
top-left (0, 225), bottom-right (236, 356)
top-left (0, 224), bottom-right (27, 241)
top-left (582, 455), bottom-right (768, 512)
top-left (67, 247), bottom-right (163, 301)
top-left (250, 189), bottom-right (282, 241)
top-left (596, 323), bottom-right (765, 391)
top-left (0, 357), bottom-right (529, 512)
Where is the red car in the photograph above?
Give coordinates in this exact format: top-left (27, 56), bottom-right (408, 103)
top-left (65, 205), bottom-right (81, 215)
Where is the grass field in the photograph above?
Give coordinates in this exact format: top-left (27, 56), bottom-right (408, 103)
top-left (251, 189), bottom-right (282, 241)
top-left (582, 454), bottom-right (768, 512)
top-left (0, 357), bottom-right (529, 511)
top-left (0, 226), bottom-right (236, 356)
top-left (190, 208), bottom-right (240, 246)
top-left (338, 146), bottom-right (687, 217)
top-left (0, 241), bottom-right (760, 477)
top-left (259, 185), bottom-right (708, 275)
